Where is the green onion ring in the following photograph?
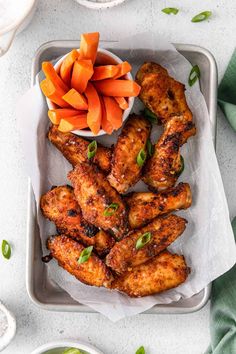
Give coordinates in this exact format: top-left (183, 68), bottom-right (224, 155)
top-left (78, 246), bottom-right (93, 264)
top-left (188, 65), bottom-right (200, 87)
top-left (191, 11), bottom-right (212, 23)
top-left (162, 7), bottom-right (179, 15)
top-left (104, 203), bottom-right (119, 217)
top-left (87, 140), bottom-right (97, 160)
top-left (137, 148), bottom-right (147, 167)
top-left (136, 232), bottom-right (152, 250)
top-left (1, 240), bottom-right (11, 259)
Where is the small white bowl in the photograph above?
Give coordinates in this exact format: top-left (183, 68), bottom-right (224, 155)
top-left (30, 340), bottom-right (104, 354)
top-left (0, 301), bottom-right (16, 352)
top-left (0, 0), bottom-right (38, 56)
top-left (46, 48), bottom-right (134, 137)
top-left (74, 0), bottom-right (127, 10)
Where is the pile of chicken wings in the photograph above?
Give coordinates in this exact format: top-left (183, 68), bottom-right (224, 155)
top-left (40, 62), bottom-right (196, 297)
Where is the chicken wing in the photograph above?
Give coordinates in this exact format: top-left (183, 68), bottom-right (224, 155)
top-left (68, 163), bottom-right (129, 240)
top-left (107, 114), bottom-right (151, 194)
top-left (111, 251), bottom-right (189, 297)
top-left (143, 115), bottom-right (196, 191)
top-left (126, 182), bottom-right (192, 228)
top-left (47, 234), bottom-right (113, 287)
top-left (48, 125), bottom-right (112, 173)
top-left (135, 62), bottom-right (192, 124)
top-left (106, 214), bottom-right (187, 274)
top-left (40, 185), bottom-right (115, 256)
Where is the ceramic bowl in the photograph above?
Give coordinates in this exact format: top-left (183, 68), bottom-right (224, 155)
top-left (46, 48), bottom-right (134, 137)
top-left (74, 0), bottom-right (127, 10)
top-left (0, 301), bottom-right (16, 352)
top-left (30, 340), bottom-right (104, 354)
top-left (0, 0), bottom-right (38, 56)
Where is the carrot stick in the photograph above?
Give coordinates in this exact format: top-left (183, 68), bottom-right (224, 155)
top-left (113, 61), bottom-right (132, 79)
top-left (84, 82), bottom-right (102, 135)
top-left (71, 59), bottom-right (94, 93)
top-left (100, 96), bottom-right (113, 134)
top-left (60, 49), bottom-right (80, 86)
top-left (48, 108), bottom-right (81, 125)
top-left (114, 96), bottom-right (129, 110)
top-left (91, 65), bottom-right (119, 81)
top-left (40, 79), bottom-right (69, 108)
top-left (62, 88), bottom-right (88, 110)
top-left (42, 62), bottom-right (69, 92)
top-left (103, 96), bottom-right (123, 130)
top-left (58, 114), bottom-right (88, 133)
top-left (94, 79), bottom-right (141, 97)
top-left (80, 32), bottom-right (100, 64)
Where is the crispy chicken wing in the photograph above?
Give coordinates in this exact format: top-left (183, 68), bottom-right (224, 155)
top-left (68, 163), bottom-right (129, 240)
top-left (106, 214), bottom-right (187, 274)
top-left (143, 115), bottom-right (196, 191)
top-left (136, 62), bottom-right (192, 124)
top-left (107, 114), bottom-right (151, 194)
top-left (47, 234), bottom-right (113, 287)
top-left (48, 125), bottom-right (112, 173)
top-left (111, 251), bottom-right (189, 297)
top-left (126, 182), bottom-right (192, 228)
top-left (40, 185), bottom-right (115, 256)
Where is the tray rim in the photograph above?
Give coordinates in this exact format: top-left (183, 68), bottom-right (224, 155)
top-left (26, 40), bottom-right (217, 314)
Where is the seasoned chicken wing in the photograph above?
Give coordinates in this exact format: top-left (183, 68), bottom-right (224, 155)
top-left (143, 115), bottom-right (196, 191)
top-left (136, 62), bottom-right (192, 124)
top-left (107, 114), bottom-right (151, 194)
top-left (126, 182), bottom-right (192, 228)
top-left (47, 234), bottom-right (113, 287)
top-left (106, 214), bottom-right (187, 274)
top-left (111, 251), bottom-right (189, 297)
top-left (48, 125), bottom-right (112, 173)
top-left (68, 163), bottom-right (129, 240)
top-left (40, 185), bottom-right (115, 256)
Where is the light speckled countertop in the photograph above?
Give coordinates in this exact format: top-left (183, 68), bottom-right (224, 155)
top-left (0, 0), bottom-right (236, 353)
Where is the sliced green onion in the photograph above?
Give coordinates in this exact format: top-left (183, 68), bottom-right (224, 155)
top-left (147, 139), bottom-right (154, 157)
top-left (104, 203), bottom-right (119, 217)
top-left (137, 148), bottom-right (147, 167)
top-left (87, 140), bottom-right (97, 160)
top-left (188, 65), bottom-right (200, 87)
top-left (78, 246), bottom-right (93, 264)
top-left (136, 346), bottom-right (146, 354)
top-left (63, 349), bottom-right (82, 354)
top-left (2, 240), bottom-right (11, 259)
top-left (177, 155), bottom-right (185, 176)
top-left (144, 108), bottom-right (159, 124)
top-left (136, 232), bottom-right (152, 250)
top-left (191, 11), bottom-right (212, 23)
top-left (162, 7), bottom-right (179, 15)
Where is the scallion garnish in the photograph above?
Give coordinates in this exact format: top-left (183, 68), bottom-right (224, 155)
top-left (137, 148), bottom-right (147, 167)
top-left (147, 139), bottom-right (154, 157)
top-left (104, 203), bottom-right (119, 217)
top-left (136, 232), bottom-right (152, 250)
top-left (63, 349), bottom-right (82, 354)
top-left (1, 240), bottom-right (11, 259)
top-left (177, 155), bottom-right (185, 176)
top-left (78, 246), bottom-right (93, 264)
top-left (136, 346), bottom-right (146, 354)
top-left (191, 11), bottom-right (212, 23)
top-left (162, 7), bottom-right (179, 15)
top-left (87, 140), bottom-right (97, 160)
top-left (144, 108), bottom-right (158, 124)
top-left (188, 65), bottom-right (200, 87)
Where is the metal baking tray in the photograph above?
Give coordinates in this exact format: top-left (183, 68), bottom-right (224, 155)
top-left (26, 40), bottom-right (217, 314)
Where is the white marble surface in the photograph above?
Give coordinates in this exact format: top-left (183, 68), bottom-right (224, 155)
top-left (0, 0), bottom-right (236, 353)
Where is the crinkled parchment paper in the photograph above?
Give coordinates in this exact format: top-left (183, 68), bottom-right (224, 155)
top-left (16, 33), bottom-right (236, 321)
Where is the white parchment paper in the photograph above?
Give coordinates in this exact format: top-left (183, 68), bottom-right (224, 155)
top-left (16, 33), bottom-right (236, 321)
